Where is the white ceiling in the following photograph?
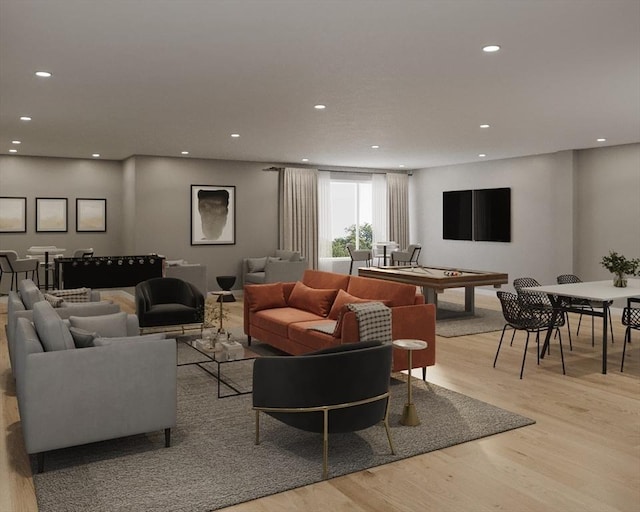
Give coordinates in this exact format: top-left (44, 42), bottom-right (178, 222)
top-left (1, 0), bottom-right (639, 170)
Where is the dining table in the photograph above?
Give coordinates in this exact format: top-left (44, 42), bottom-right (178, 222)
top-left (375, 241), bottom-right (398, 266)
top-left (26, 246), bottom-right (66, 290)
top-left (523, 279), bottom-right (640, 374)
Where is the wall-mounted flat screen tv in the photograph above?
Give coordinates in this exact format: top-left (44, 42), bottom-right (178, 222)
top-left (442, 187), bottom-right (511, 242)
top-left (473, 187), bottom-right (511, 242)
top-left (443, 190), bottom-right (472, 240)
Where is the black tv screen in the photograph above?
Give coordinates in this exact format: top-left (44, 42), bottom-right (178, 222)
top-left (473, 187), bottom-right (511, 242)
top-left (443, 190), bottom-right (472, 240)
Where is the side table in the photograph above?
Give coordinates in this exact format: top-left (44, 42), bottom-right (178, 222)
top-left (216, 275), bottom-right (236, 302)
top-left (392, 339), bottom-right (428, 426)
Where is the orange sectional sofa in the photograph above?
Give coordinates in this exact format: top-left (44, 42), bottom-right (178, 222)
top-left (244, 269), bottom-right (435, 374)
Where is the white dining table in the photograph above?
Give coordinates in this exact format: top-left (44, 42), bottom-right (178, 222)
top-left (523, 279), bottom-right (640, 374)
top-left (27, 246), bottom-right (66, 290)
top-left (375, 241), bottom-right (398, 266)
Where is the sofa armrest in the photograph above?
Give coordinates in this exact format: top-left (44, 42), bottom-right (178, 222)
top-left (18, 338), bottom-right (177, 455)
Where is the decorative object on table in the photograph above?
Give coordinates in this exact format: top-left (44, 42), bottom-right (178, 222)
top-left (218, 340), bottom-right (244, 361)
top-left (205, 292), bottom-right (229, 334)
top-left (76, 198), bottom-right (107, 232)
top-left (0, 196), bottom-right (27, 233)
top-left (216, 275), bottom-right (236, 302)
top-left (190, 184), bottom-right (235, 245)
top-left (600, 250), bottom-right (640, 287)
top-left (35, 197), bottom-right (68, 232)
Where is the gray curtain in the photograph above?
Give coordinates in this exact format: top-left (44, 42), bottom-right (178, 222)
top-left (279, 167), bottom-right (319, 269)
top-left (387, 173), bottom-right (409, 250)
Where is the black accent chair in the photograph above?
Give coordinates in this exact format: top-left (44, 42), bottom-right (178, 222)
top-left (494, 291), bottom-right (566, 379)
top-left (621, 298), bottom-right (640, 372)
top-left (252, 341), bottom-right (395, 479)
top-left (135, 277), bottom-right (204, 332)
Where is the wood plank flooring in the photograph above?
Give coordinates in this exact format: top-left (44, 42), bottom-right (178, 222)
top-left (1, 290), bottom-right (638, 512)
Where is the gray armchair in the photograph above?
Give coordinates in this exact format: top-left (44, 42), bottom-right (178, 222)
top-left (391, 244), bottom-right (421, 266)
top-left (243, 250), bottom-right (307, 284)
top-left (14, 301), bottom-right (176, 472)
top-left (0, 250), bottom-right (39, 290)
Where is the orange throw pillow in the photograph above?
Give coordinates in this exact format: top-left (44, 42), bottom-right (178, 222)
top-left (245, 283), bottom-right (287, 312)
top-left (288, 281), bottom-right (338, 317)
top-left (327, 289), bottom-right (376, 320)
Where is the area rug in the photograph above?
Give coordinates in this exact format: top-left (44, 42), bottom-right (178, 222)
top-left (436, 301), bottom-right (505, 338)
top-left (33, 347), bottom-right (534, 512)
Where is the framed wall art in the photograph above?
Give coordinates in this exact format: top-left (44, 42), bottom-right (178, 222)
top-left (0, 196), bottom-right (27, 233)
top-left (191, 185), bottom-right (235, 245)
top-left (76, 198), bottom-right (107, 232)
top-left (36, 197), bottom-right (68, 232)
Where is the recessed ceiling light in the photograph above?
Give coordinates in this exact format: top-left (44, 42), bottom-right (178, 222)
top-left (371, 145), bottom-right (380, 149)
top-left (9, 149), bottom-right (17, 153)
top-left (35, 70), bottom-right (52, 77)
top-left (181, 151), bottom-right (189, 155)
top-left (478, 153), bottom-right (487, 157)
top-left (301, 158), bottom-right (309, 162)
top-left (92, 153), bottom-right (100, 158)
top-left (597, 138), bottom-right (606, 142)
top-left (314, 104), bottom-right (326, 110)
top-left (480, 124), bottom-right (490, 128)
top-left (11, 140), bottom-right (21, 144)
top-left (482, 45), bottom-right (501, 53)
top-left (231, 133), bottom-right (240, 138)
top-left (20, 116), bottom-right (32, 121)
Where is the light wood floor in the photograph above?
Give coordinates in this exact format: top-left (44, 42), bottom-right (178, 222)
top-left (1, 290), bottom-right (638, 512)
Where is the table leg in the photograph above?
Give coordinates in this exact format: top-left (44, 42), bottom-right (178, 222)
top-left (383, 246), bottom-right (387, 266)
top-left (601, 301), bottom-right (608, 375)
top-left (464, 286), bottom-right (475, 314)
top-left (44, 251), bottom-right (50, 290)
top-left (400, 350), bottom-right (420, 426)
top-left (540, 296), bottom-right (561, 359)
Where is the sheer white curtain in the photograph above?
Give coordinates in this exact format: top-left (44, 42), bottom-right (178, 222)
top-left (279, 167), bottom-right (318, 269)
top-left (372, 173), bottom-right (388, 243)
top-left (317, 171), bottom-right (332, 259)
top-left (387, 173), bottom-right (409, 250)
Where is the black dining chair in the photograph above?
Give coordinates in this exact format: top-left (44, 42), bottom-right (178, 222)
top-left (494, 291), bottom-right (566, 379)
top-left (621, 298), bottom-right (640, 372)
top-left (557, 274), bottom-right (614, 346)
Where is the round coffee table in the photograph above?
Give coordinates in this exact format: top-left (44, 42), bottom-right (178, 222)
top-left (216, 275), bottom-right (236, 302)
top-left (392, 339), bottom-right (428, 426)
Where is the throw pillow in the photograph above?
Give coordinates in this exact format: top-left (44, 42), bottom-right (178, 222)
top-left (267, 256), bottom-right (281, 264)
top-left (32, 301), bottom-right (75, 351)
top-left (288, 281), bottom-right (338, 317)
top-left (93, 333), bottom-right (167, 346)
top-left (69, 311), bottom-right (129, 338)
top-left (49, 287), bottom-right (92, 303)
top-left (245, 282), bottom-right (287, 312)
top-left (327, 289), bottom-right (376, 320)
top-left (247, 257), bottom-right (268, 273)
top-left (69, 327), bottom-right (98, 348)
top-left (43, 293), bottom-right (65, 308)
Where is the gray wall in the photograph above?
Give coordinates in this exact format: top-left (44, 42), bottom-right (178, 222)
top-left (410, 144), bottom-right (640, 290)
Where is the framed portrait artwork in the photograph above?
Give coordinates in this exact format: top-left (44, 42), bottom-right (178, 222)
top-left (0, 196), bottom-right (27, 233)
top-left (191, 185), bottom-right (236, 245)
top-left (36, 197), bottom-right (68, 232)
top-left (76, 198), bottom-right (107, 232)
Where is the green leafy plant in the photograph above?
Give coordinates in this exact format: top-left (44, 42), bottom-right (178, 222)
top-left (600, 250), bottom-right (640, 276)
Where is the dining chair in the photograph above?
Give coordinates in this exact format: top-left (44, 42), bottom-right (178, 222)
top-left (0, 250), bottom-right (40, 291)
top-left (390, 244), bottom-right (421, 266)
top-left (620, 298), bottom-right (640, 372)
top-left (346, 244), bottom-right (372, 275)
top-left (73, 248), bottom-right (94, 258)
top-left (557, 274), bottom-right (614, 346)
top-left (494, 291), bottom-right (566, 379)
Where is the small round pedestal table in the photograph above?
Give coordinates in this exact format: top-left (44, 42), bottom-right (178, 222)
top-left (392, 339), bottom-right (428, 426)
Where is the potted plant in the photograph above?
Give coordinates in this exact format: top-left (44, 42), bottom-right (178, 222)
top-left (600, 250), bottom-right (640, 287)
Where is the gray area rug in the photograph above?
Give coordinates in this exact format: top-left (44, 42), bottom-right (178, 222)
top-left (436, 301), bottom-right (505, 338)
top-left (33, 341), bottom-right (533, 512)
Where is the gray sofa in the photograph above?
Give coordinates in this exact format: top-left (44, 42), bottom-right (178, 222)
top-left (13, 301), bottom-right (177, 472)
top-left (243, 250), bottom-right (307, 285)
top-left (6, 279), bottom-right (120, 369)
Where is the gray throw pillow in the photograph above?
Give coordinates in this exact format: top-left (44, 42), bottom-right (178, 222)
top-left (69, 327), bottom-right (98, 348)
top-left (247, 257), bottom-right (267, 273)
top-left (93, 333), bottom-right (167, 346)
top-left (32, 301), bottom-right (75, 351)
top-left (69, 311), bottom-right (128, 338)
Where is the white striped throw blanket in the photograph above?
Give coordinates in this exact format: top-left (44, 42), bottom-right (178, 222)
top-left (346, 302), bottom-right (392, 344)
top-left (48, 287), bottom-right (92, 303)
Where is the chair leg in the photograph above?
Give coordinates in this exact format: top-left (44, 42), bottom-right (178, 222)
top-left (557, 329), bottom-right (566, 375)
top-left (36, 453), bottom-right (45, 473)
top-left (349, 261), bottom-right (354, 275)
top-left (494, 325), bottom-right (508, 368)
top-left (322, 409), bottom-right (329, 479)
top-left (509, 328), bottom-right (516, 346)
top-left (165, 428), bottom-right (171, 447)
top-left (608, 308), bottom-right (614, 343)
top-left (422, 366), bottom-right (426, 381)
top-left (520, 333), bottom-right (530, 379)
top-left (383, 398), bottom-right (395, 455)
top-left (621, 327), bottom-right (630, 372)
top-left (564, 313), bottom-right (573, 351)
top-left (255, 410), bottom-right (261, 445)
